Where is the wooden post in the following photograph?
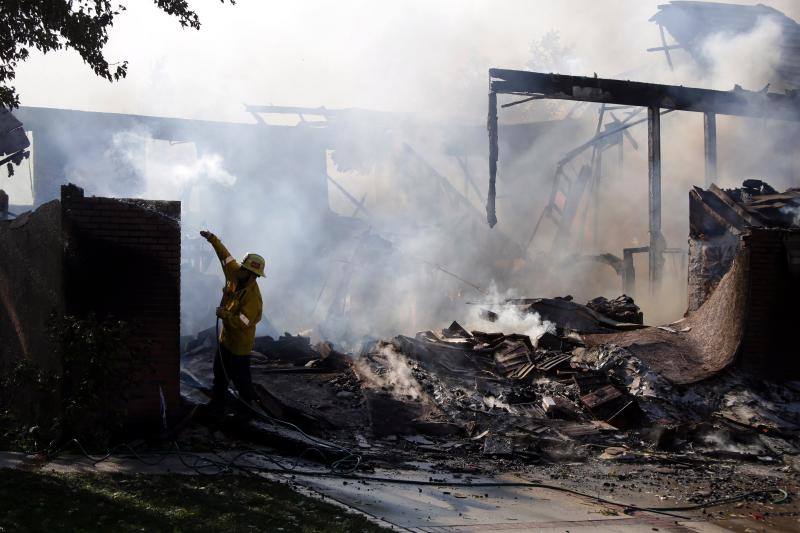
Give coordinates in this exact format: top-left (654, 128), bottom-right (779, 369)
top-left (487, 91), bottom-right (498, 227)
top-left (623, 248), bottom-right (636, 297)
top-left (648, 106), bottom-right (664, 289)
top-left (658, 25), bottom-right (674, 71)
top-left (592, 150), bottom-right (603, 250)
top-left (704, 112), bottom-right (717, 187)
top-left (0, 189), bottom-right (7, 220)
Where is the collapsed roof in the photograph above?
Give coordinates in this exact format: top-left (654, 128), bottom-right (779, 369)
top-left (0, 108), bottom-right (30, 169)
top-left (651, 1), bottom-right (800, 89)
top-left (690, 179), bottom-right (800, 236)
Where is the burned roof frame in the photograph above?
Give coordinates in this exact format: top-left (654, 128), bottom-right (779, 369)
top-left (489, 69), bottom-right (800, 119)
top-left (486, 69), bottom-right (800, 288)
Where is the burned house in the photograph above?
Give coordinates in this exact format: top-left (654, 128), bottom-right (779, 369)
top-left (0, 103), bottom-right (580, 422)
top-left (487, 67), bottom-right (800, 303)
top-left (482, 68), bottom-right (800, 382)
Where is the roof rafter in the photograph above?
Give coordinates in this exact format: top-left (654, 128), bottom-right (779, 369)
top-left (489, 69), bottom-right (800, 121)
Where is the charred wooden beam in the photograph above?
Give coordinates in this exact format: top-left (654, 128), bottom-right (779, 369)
top-left (553, 164), bottom-right (592, 247)
top-left (648, 106), bottom-right (664, 288)
top-left (244, 104), bottom-right (331, 116)
top-left (326, 174), bottom-right (373, 218)
top-left (646, 45), bottom-right (684, 52)
top-left (657, 24), bottom-right (675, 71)
top-left (487, 91), bottom-right (499, 227)
top-left (0, 189), bottom-right (7, 221)
top-left (704, 112), bottom-right (718, 187)
top-left (707, 184), bottom-right (763, 227)
top-left (489, 69), bottom-right (800, 121)
top-left (623, 246), bottom-right (649, 297)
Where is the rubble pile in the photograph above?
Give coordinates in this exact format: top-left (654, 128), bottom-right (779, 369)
top-left (586, 295), bottom-right (643, 325)
top-left (180, 293), bottom-right (800, 471)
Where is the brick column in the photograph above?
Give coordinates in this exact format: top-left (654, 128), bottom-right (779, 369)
top-left (740, 229), bottom-right (798, 378)
top-left (61, 184), bottom-right (181, 429)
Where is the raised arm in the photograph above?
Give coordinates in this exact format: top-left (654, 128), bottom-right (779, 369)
top-left (200, 230), bottom-right (239, 274)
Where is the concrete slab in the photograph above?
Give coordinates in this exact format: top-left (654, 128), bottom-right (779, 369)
top-left (0, 451), bottom-right (734, 532)
top-left (282, 467), bottom-right (730, 532)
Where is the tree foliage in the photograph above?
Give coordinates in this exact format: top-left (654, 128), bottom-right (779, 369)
top-left (0, 1), bottom-right (233, 109)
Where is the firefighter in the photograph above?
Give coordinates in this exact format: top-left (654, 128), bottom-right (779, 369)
top-left (200, 230), bottom-right (264, 410)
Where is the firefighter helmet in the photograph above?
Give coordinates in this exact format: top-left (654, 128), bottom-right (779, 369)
top-left (241, 253), bottom-right (266, 277)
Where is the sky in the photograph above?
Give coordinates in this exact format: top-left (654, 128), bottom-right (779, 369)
top-left (13, 0), bottom-right (800, 123)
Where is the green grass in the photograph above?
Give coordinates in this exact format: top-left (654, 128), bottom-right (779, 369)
top-left (0, 468), bottom-right (390, 532)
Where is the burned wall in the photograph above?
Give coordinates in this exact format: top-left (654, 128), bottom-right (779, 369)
top-left (0, 200), bottom-right (64, 371)
top-left (61, 184), bottom-right (181, 428)
top-left (688, 185), bottom-right (750, 311)
top-left (687, 234), bottom-right (740, 312)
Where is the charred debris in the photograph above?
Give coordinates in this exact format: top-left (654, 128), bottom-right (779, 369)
top-left (182, 175), bottom-right (800, 470)
top-left (182, 289), bottom-right (799, 471)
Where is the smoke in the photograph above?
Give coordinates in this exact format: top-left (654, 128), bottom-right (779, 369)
top-left (9, 0), bottom-right (800, 339)
top-left (478, 305), bottom-right (555, 346)
top-left (65, 129), bottom-right (236, 201)
top-left (517, 6), bottom-right (800, 324)
top-left (354, 344), bottom-right (423, 400)
top-left (698, 427), bottom-right (768, 457)
top-left (780, 204), bottom-right (800, 226)
top-left (699, 17), bottom-right (784, 91)
top-left (462, 283), bottom-right (555, 344)
top-left (482, 394), bottom-right (516, 414)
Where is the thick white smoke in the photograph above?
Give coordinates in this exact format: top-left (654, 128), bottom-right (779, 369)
top-left (463, 283), bottom-right (555, 344)
top-left (8, 0), bottom-right (800, 337)
top-left (781, 204), bottom-right (800, 226)
top-left (354, 344), bottom-right (423, 400)
top-left (14, 1), bottom-right (797, 122)
top-left (66, 130), bottom-right (236, 200)
top-left (699, 16), bottom-right (784, 90)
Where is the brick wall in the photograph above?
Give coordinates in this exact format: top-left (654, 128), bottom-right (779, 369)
top-left (0, 200), bottom-right (64, 426)
top-left (740, 228), bottom-right (799, 378)
top-left (60, 184), bottom-right (181, 429)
